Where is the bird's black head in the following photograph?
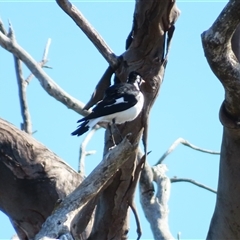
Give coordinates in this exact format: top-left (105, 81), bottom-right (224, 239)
top-left (127, 71), bottom-right (144, 89)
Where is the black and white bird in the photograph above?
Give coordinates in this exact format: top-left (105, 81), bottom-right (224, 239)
top-left (71, 71), bottom-right (144, 137)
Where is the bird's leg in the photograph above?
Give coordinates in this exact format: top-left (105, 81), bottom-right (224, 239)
top-left (112, 119), bottom-right (123, 141)
top-left (108, 122), bottom-right (116, 146)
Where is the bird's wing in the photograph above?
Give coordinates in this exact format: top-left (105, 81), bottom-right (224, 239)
top-left (83, 94), bottom-right (138, 120)
top-left (104, 83), bottom-right (135, 98)
top-left (77, 83), bottom-right (138, 122)
top-left (76, 86), bottom-right (128, 123)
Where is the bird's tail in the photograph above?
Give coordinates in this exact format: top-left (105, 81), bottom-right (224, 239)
top-left (71, 117), bottom-right (101, 136)
top-left (71, 120), bottom-right (90, 136)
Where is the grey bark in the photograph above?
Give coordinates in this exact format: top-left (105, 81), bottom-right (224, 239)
top-left (140, 162), bottom-right (174, 240)
top-left (0, 118), bottom-right (84, 239)
top-left (202, 0), bottom-right (240, 238)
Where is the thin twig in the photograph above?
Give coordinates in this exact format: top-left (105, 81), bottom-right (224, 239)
top-left (129, 201), bottom-right (142, 240)
top-left (8, 23), bottom-right (32, 134)
top-left (171, 177), bottom-right (217, 194)
top-left (78, 125), bottom-right (99, 174)
top-left (0, 18), bottom-right (6, 34)
top-left (25, 38), bottom-right (51, 84)
top-left (177, 232), bottom-right (181, 240)
top-left (56, 0), bottom-right (119, 69)
top-left (14, 57), bottom-right (32, 134)
top-left (127, 153), bottom-right (146, 240)
top-left (42, 38), bottom-right (51, 61)
top-left (156, 137), bottom-right (220, 165)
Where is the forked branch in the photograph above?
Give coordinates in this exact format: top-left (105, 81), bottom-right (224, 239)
top-left (140, 163), bottom-right (174, 240)
top-left (0, 23), bottom-right (88, 117)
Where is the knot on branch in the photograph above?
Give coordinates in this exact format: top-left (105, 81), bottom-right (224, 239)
top-left (219, 101), bottom-right (240, 129)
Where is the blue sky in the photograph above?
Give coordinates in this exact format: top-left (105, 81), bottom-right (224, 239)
top-left (0, 1), bottom-right (226, 239)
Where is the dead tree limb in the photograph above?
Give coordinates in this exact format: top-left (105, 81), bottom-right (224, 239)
top-left (78, 125), bottom-right (99, 174)
top-left (26, 38), bottom-right (51, 84)
top-left (5, 23), bottom-right (32, 134)
top-left (56, 0), bottom-right (119, 69)
top-left (14, 57), bottom-right (32, 134)
top-left (0, 18), bottom-right (6, 34)
top-left (157, 137), bottom-right (220, 165)
top-left (140, 163), bottom-right (174, 240)
top-left (171, 177), bottom-right (217, 194)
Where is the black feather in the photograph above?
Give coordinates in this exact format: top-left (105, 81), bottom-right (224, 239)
top-left (71, 120), bottom-right (90, 136)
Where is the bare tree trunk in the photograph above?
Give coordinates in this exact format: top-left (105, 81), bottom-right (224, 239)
top-left (88, 1), bottom-right (179, 238)
top-left (202, 0), bottom-right (240, 238)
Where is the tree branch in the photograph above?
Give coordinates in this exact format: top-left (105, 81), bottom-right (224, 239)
top-left (202, 0), bottom-right (240, 117)
top-left (157, 137), bottom-right (220, 165)
top-left (83, 66), bottom-right (114, 111)
top-left (171, 177), bottom-right (217, 194)
top-left (78, 125), bottom-right (99, 175)
top-left (35, 136), bottom-right (136, 239)
top-left (3, 22), bottom-right (32, 134)
top-left (140, 163), bottom-right (174, 240)
top-left (0, 26), bottom-right (89, 117)
top-left (0, 18), bottom-right (6, 34)
top-left (56, 0), bottom-right (119, 69)
top-left (14, 57), bottom-right (32, 134)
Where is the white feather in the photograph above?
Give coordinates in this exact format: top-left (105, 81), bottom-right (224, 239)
top-left (104, 97), bottom-right (126, 108)
top-left (87, 117), bottom-right (103, 128)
